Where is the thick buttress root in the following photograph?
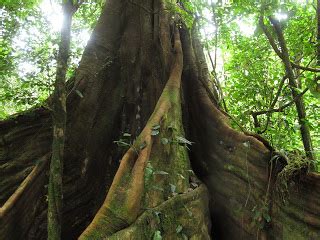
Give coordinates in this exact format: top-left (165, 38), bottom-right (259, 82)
top-left (0, 154), bottom-right (50, 238)
top-left (180, 27), bottom-right (320, 239)
top-left (79, 28), bottom-right (210, 239)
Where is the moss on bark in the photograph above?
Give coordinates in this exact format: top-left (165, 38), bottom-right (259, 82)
top-left (79, 25), bottom-right (211, 239)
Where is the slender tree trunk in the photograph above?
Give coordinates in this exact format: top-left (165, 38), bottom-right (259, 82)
top-left (269, 17), bottom-right (315, 164)
top-left (260, 16), bottom-right (315, 166)
top-left (47, 1), bottom-right (75, 239)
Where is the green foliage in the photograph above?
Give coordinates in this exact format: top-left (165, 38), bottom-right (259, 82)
top-left (176, 224), bottom-right (183, 233)
top-left (154, 170), bottom-right (169, 175)
top-left (252, 204), bottom-right (271, 230)
top-left (306, 77), bottom-right (320, 99)
top-left (151, 125), bottom-right (161, 136)
top-left (161, 137), bottom-right (169, 145)
top-left (199, 0), bottom-right (319, 169)
top-left (175, 136), bottom-right (193, 146)
top-left (0, 0), bottom-right (103, 119)
top-left (114, 132), bottom-right (133, 149)
top-left (153, 230), bottom-right (162, 240)
top-left (0, 0), bottom-right (40, 12)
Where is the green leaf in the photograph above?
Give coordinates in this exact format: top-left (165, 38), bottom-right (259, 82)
top-left (176, 136), bottom-right (193, 145)
top-left (152, 124), bottom-right (160, 130)
top-left (153, 230), bottom-right (162, 240)
top-left (151, 129), bottom-right (160, 136)
top-left (154, 171), bottom-right (169, 175)
top-left (75, 90), bottom-right (84, 98)
top-left (263, 212), bottom-right (271, 222)
top-left (176, 225), bottom-right (183, 233)
top-left (145, 162), bottom-right (154, 177)
top-left (161, 138), bottom-right (169, 145)
top-left (140, 141), bottom-right (147, 150)
top-left (123, 133), bottom-right (131, 137)
top-left (169, 183), bottom-right (176, 193)
top-left (305, 77), bottom-right (320, 99)
top-left (177, 173), bottom-right (185, 179)
top-left (113, 140), bottom-right (130, 148)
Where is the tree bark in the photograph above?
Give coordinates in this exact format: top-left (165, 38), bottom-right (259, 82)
top-left (0, 0), bottom-right (319, 239)
top-left (48, 1), bottom-right (75, 239)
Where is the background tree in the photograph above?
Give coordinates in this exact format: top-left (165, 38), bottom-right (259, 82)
top-left (199, 0), bottom-right (319, 168)
top-left (47, 0), bottom-right (82, 239)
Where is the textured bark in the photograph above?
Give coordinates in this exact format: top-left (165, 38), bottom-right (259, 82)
top-left (48, 1), bottom-right (75, 239)
top-left (0, 0), bottom-right (320, 239)
top-left (79, 24), bottom-right (211, 239)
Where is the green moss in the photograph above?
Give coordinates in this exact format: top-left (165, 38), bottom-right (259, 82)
top-left (276, 154), bottom-right (311, 198)
top-left (108, 186), bottom-right (210, 239)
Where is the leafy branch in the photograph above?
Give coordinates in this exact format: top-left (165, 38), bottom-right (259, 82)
top-left (251, 87), bottom-right (309, 117)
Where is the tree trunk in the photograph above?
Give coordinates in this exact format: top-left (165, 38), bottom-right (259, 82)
top-left (0, 0), bottom-right (319, 239)
top-left (48, 1), bottom-right (75, 239)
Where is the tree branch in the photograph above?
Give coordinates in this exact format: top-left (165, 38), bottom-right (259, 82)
top-left (260, 15), bottom-right (320, 73)
top-left (270, 75), bottom-right (288, 108)
top-left (267, 16), bottom-right (315, 164)
top-left (259, 15), bottom-right (283, 58)
top-left (252, 87), bottom-right (309, 116)
top-left (206, 49), bottom-right (228, 111)
top-left (254, 75), bottom-right (287, 133)
top-left (291, 62), bottom-right (320, 72)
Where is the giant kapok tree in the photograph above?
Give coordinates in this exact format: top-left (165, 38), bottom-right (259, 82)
top-left (0, 0), bottom-right (319, 239)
